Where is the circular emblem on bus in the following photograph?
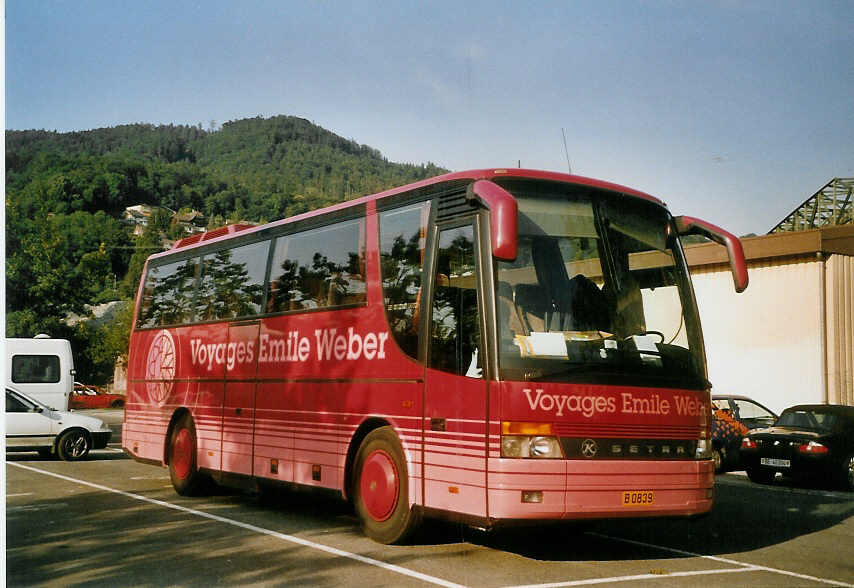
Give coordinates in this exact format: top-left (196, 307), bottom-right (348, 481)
top-left (145, 329), bottom-right (176, 405)
top-left (581, 438), bottom-right (598, 458)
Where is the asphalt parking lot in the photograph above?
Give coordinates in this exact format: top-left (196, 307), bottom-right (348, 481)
top-left (5, 412), bottom-right (854, 587)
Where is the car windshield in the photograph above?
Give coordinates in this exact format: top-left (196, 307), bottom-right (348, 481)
top-left (494, 179), bottom-right (705, 388)
top-left (6, 389), bottom-right (49, 411)
top-left (777, 409), bottom-right (842, 432)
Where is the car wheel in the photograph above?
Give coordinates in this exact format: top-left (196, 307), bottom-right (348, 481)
top-left (746, 466), bottom-right (776, 485)
top-left (713, 448), bottom-right (724, 474)
top-left (56, 429), bottom-right (91, 461)
top-left (168, 413), bottom-right (211, 496)
top-left (842, 454), bottom-right (854, 492)
top-left (110, 399), bottom-right (125, 408)
top-left (353, 426), bottom-right (421, 544)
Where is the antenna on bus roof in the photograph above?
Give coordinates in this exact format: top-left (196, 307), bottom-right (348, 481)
top-left (561, 128), bottom-right (572, 174)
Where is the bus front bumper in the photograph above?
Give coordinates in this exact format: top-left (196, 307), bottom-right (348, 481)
top-left (487, 458), bottom-right (715, 520)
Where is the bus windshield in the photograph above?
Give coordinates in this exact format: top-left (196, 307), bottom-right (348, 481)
top-left (495, 180), bottom-right (706, 388)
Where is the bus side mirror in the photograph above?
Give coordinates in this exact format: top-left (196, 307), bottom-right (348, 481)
top-left (674, 215), bottom-right (749, 293)
top-left (467, 180), bottom-right (518, 261)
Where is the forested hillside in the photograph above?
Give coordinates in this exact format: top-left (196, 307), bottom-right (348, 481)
top-left (5, 115), bottom-right (447, 383)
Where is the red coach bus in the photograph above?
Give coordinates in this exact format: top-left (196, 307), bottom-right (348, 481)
top-left (124, 169), bottom-right (748, 543)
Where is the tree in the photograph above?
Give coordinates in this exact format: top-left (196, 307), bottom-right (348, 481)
top-left (82, 299), bottom-right (134, 383)
top-left (123, 222), bottom-right (166, 298)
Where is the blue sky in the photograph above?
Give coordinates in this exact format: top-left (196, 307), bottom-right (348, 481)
top-left (6, 1), bottom-right (853, 236)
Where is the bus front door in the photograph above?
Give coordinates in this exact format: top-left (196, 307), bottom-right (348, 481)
top-left (424, 222), bottom-right (488, 518)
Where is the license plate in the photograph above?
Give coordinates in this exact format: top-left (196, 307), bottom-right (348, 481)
top-left (622, 490), bottom-right (654, 506)
top-left (761, 458), bottom-right (790, 468)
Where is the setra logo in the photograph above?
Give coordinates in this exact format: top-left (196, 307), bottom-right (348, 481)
top-left (581, 438), bottom-right (598, 458)
top-left (145, 330), bottom-right (176, 405)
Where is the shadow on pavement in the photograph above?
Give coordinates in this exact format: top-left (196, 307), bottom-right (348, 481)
top-left (6, 449), bottom-right (130, 462)
top-left (7, 462), bottom-right (854, 586)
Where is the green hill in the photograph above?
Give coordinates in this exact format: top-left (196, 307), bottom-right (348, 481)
top-left (7, 115), bottom-right (446, 220)
top-left (5, 116), bottom-right (447, 381)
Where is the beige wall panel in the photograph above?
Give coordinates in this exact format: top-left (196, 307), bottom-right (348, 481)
top-left (826, 255), bottom-right (854, 405)
top-left (690, 260), bottom-right (823, 414)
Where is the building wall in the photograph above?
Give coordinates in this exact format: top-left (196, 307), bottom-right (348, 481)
top-left (826, 254), bottom-right (854, 405)
top-left (690, 259), bottom-right (825, 414)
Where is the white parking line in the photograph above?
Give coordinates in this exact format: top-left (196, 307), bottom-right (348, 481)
top-left (583, 532), bottom-right (854, 588)
top-left (8, 462), bottom-right (464, 588)
top-left (506, 565), bottom-right (759, 588)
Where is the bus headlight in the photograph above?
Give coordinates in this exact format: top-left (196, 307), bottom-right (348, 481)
top-left (530, 436), bottom-right (562, 458)
top-left (501, 436), bottom-right (525, 457)
top-left (695, 438), bottom-right (712, 459)
top-left (500, 423), bottom-right (564, 459)
top-left (500, 435), bottom-right (563, 458)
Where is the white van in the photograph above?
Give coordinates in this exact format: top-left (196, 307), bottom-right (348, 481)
top-left (5, 336), bottom-right (75, 411)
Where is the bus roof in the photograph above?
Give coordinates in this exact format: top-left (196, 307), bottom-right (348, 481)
top-left (160, 169), bottom-right (664, 257)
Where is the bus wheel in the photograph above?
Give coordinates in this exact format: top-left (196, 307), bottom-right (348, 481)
top-left (168, 413), bottom-right (210, 496)
top-left (353, 426), bottom-right (421, 544)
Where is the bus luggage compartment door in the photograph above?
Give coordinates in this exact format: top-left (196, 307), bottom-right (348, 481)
top-left (221, 321), bottom-right (260, 477)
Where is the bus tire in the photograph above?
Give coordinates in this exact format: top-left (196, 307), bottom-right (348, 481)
top-left (353, 426), bottom-right (421, 544)
top-left (168, 413), bottom-right (210, 496)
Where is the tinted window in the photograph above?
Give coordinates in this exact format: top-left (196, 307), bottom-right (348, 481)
top-left (12, 355), bottom-right (61, 383)
top-left (777, 409), bottom-right (842, 432)
top-left (137, 257), bottom-right (200, 328)
top-left (379, 202), bottom-right (431, 360)
top-left (267, 219), bottom-right (366, 313)
top-left (196, 240), bottom-right (270, 321)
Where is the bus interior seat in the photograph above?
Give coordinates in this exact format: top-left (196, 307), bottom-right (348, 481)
top-left (513, 283), bottom-right (550, 333)
top-left (561, 274), bottom-right (610, 332)
top-left (497, 281), bottom-right (526, 339)
top-left (605, 272), bottom-right (646, 337)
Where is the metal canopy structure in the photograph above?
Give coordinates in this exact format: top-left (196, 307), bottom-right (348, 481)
top-left (769, 177), bottom-right (854, 233)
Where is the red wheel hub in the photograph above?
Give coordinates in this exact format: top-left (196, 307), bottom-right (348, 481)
top-left (172, 428), bottom-right (193, 479)
top-left (360, 449), bottom-right (399, 521)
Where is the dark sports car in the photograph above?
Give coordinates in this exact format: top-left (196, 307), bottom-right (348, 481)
top-left (740, 404), bottom-right (854, 491)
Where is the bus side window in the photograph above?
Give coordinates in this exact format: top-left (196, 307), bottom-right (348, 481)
top-left (196, 241), bottom-right (268, 321)
top-left (267, 219), bottom-right (366, 314)
top-left (379, 201), bottom-right (431, 360)
top-left (429, 224), bottom-right (481, 376)
top-left (137, 257), bottom-right (199, 327)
